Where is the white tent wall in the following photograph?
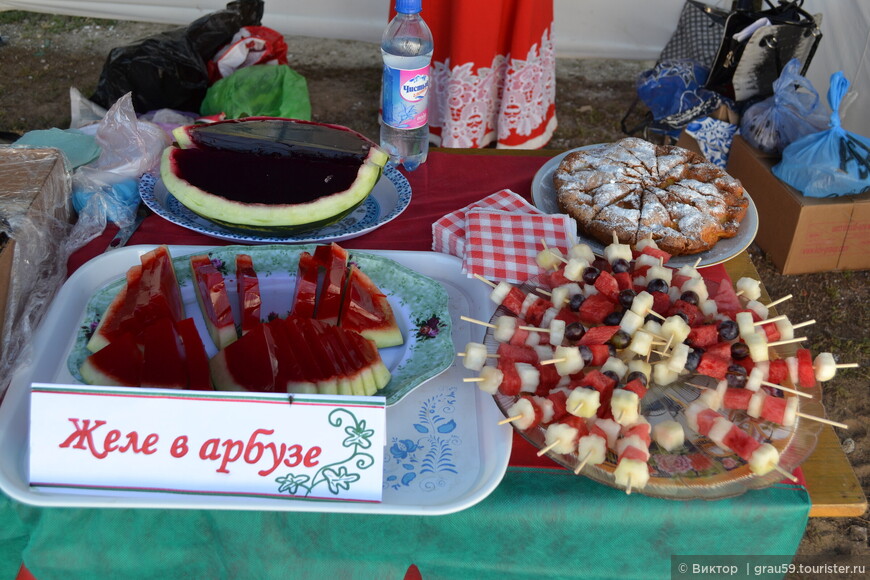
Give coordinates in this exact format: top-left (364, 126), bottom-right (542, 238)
top-left (1, 0), bottom-right (867, 135)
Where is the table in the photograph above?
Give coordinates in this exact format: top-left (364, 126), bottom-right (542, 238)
top-left (2, 148), bottom-right (864, 579)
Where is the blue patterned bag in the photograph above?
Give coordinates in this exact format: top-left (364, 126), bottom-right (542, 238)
top-left (772, 72), bottom-right (870, 197)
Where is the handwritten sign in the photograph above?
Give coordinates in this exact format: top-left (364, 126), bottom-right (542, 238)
top-left (29, 383), bottom-right (386, 503)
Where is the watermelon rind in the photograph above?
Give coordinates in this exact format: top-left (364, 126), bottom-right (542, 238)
top-left (160, 146), bottom-right (386, 232)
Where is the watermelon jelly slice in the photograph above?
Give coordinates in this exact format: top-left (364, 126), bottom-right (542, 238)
top-left (313, 242), bottom-right (348, 324)
top-left (210, 316), bottom-right (391, 396)
top-left (80, 332), bottom-right (144, 387)
top-left (338, 263), bottom-right (403, 348)
top-left (290, 251), bottom-right (319, 318)
top-left (236, 254), bottom-right (261, 335)
top-left (210, 323), bottom-right (280, 392)
top-left (176, 317), bottom-right (212, 390)
top-left (86, 246), bottom-right (185, 352)
top-left (140, 317), bottom-right (187, 390)
top-left (190, 254), bottom-right (238, 350)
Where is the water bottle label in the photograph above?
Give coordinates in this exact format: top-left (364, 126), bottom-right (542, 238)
top-left (382, 64), bottom-right (430, 129)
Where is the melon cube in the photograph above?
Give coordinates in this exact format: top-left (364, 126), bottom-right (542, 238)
top-left (652, 420), bottom-right (685, 451)
top-left (576, 435), bottom-right (607, 468)
top-left (748, 443), bottom-right (780, 476)
top-left (630, 290), bottom-right (655, 317)
top-left (536, 247), bottom-right (564, 271)
top-left (567, 387), bottom-right (600, 419)
top-left (554, 346), bottom-right (584, 376)
top-left (568, 243), bottom-right (595, 263)
top-left (601, 356), bottom-right (628, 381)
top-left (614, 458), bottom-right (649, 492)
top-left (462, 342), bottom-right (489, 371)
top-left (610, 389), bottom-right (640, 426)
top-left (493, 315), bottom-right (517, 343)
top-left (516, 362), bottom-right (540, 393)
top-left (735, 277), bottom-right (762, 301)
top-left (660, 315), bottom-right (691, 345)
top-left (563, 258), bottom-right (590, 282)
top-left (506, 398), bottom-right (537, 430)
top-left (604, 241), bottom-right (632, 265)
top-left (628, 330), bottom-right (654, 357)
top-left (477, 366), bottom-right (503, 395)
top-left (619, 309), bottom-right (645, 336)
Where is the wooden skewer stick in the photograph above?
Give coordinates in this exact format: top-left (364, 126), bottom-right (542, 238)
top-left (768, 336), bottom-right (808, 348)
top-left (539, 357), bottom-right (564, 366)
top-left (796, 412), bottom-right (848, 429)
top-left (536, 287), bottom-right (553, 296)
top-left (462, 377), bottom-right (485, 383)
top-left (765, 294), bottom-right (793, 309)
top-left (570, 401), bottom-right (584, 414)
top-left (693, 257), bottom-right (702, 269)
top-left (612, 231), bottom-right (619, 245)
top-left (498, 415), bottom-right (522, 426)
top-left (519, 324), bottom-right (550, 333)
top-left (685, 382), bottom-right (711, 390)
top-left (625, 476), bottom-right (633, 495)
top-left (457, 352), bottom-right (500, 359)
top-left (574, 452), bottom-right (592, 475)
top-left (460, 315), bottom-right (496, 328)
top-left (774, 465), bottom-right (799, 483)
top-left (791, 319), bottom-right (816, 330)
top-left (754, 315), bottom-right (788, 326)
top-left (536, 441), bottom-right (560, 457)
top-left (646, 309), bottom-right (667, 321)
top-left (473, 273), bottom-right (496, 288)
top-left (761, 380), bottom-right (812, 399)
top-left (832, 362), bottom-right (860, 369)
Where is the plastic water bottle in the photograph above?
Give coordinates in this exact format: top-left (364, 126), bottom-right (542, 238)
top-left (380, 0), bottom-right (433, 171)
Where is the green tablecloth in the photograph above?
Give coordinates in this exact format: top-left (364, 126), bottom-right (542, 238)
top-left (1, 467), bottom-right (809, 580)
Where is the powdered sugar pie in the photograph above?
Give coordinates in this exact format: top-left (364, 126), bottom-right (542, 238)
top-left (553, 138), bottom-right (748, 256)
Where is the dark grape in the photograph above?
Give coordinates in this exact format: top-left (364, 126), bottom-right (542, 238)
top-left (618, 288), bottom-right (637, 309)
top-left (611, 258), bottom-right (631, 273)
top-left (730, 342), bottom-right (750, 360)
top-left (602, 370), bottom-right (620, 384)
top-left (609, 329), bottom-right (632, 349)
top-left (644, 313), bottom-right (660, 324)
top-left (581, 266), bottom-right (601, 285)
top-left (578, 345), bottom-right (594, 365)
top-left (564, 322), bottom-right (585, 342)
top-left (608, 344), bottom-right (617, 358)
top-left (679, 291), bottom-right (699, 306)
top-left (726, 365), bottom-right (748, 388)
top-left (673, 311), bottom-right (690, 325)
top-left (603, 311), bottom-right (623, 326)
top-left (568, 293), bottom-right (586, 312)
top-left (626, 370), bottom-right (648, 386)
top-left (684, 350), bottom-right (701, 371)
top-left (718, 319), bottom-right (739, 341)
top-left (646, 278), bottom-right (668, 294)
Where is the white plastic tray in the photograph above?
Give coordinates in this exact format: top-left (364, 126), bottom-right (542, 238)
top-left (0, 246), bottom-right (512, 514)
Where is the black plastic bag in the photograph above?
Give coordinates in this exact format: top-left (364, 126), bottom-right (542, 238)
top-left (90, 0), bottom-right (264, 114)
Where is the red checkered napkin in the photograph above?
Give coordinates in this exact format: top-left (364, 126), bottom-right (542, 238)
top-left (432, 189), bottom-right (540, 258)
top-left (464, 210), bottom-right (576, 284)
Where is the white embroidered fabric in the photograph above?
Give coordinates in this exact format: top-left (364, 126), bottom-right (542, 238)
top-left (429, 26), bottom-right (557, 148)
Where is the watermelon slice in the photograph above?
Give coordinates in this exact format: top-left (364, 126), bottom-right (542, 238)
top-left (210, 323), bottom-right (279, 392)
top-left (577, 293), bottom-right (616, 325)
top-left (313, 243), bottom-right (348, 324)
top-left (578, 325), bottom-right (619, 346)
top-left (593, 270), bottom-right (620, 303)
top-left (190, 254), bottom-right (238, 350)
top-left (290, 252), bottom-right (320, 318)
top-left (687, 324), bottom-right (720, 348)
top-left (163, 118), bottom-right (388, 234)
top-left (176, 317), bottom-right (212, 390)
top-left (267, 319), bottom-right (318, 394)
top-left (87, 246), bottom-right (184, 352)
top-left (140, 317), bottom-right (187, 390)
top-left (86, 264), bottom-right (142, 352)
top-left (338, 263), bottom-right (403, 348)
top-left (80, 332), bottom-right (143, 387)
top-left (235, 254), bottom-right (261, 335)
top-left (796, 348), bottom-right (817, 388)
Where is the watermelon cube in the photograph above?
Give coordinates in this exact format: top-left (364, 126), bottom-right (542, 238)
top-left (578, 293), bottom-right (616, 325)
top-left (578, 325), bottom-right (619, 346)
top-left (796, 348), bottom-right (817, 389)
top-left (687, 324), bottom-right (720, 348)
top-left (697, 353), bottom-right (730, 380)
top-left (594, 270), bottom-right (620, 303)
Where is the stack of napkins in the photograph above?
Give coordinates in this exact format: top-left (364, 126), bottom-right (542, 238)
top-left (432, 189), bottom-right (577, 284)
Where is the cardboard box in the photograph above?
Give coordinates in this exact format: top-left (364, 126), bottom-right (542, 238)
top-left (0, 148), bottom-right (72, 368)
top-left (678, 132), bottom-right (870, 275)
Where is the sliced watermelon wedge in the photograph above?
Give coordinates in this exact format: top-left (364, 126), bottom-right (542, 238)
top-left (190, 254), bottom-right (238, 350)
top-left (210, 323), bottom-right (279, 392)
top-left (290, 252), bottom-right (319, 318)
top-left (80, 332), bottom-right (143, 387)
top-left (140, 317), bottom-right (187, 390)
top-left (87, 246), bottom-right (184, 352)
top-left (338, 263), bottom-right (403, 348)
top-left (176, 317), bottom-right (213, 391)
top-left (86, 264), bottom-right (142, 352)
top-left (267, 319), bottom-right (318, 394)
top-left (313, 243), bottom-right (348, 324)
top-left (235, 254), bottom-right (261, 335)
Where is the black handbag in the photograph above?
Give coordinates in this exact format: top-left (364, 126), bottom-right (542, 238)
top-left (659, 0), bottom-right (731, 67)
top-left (705, 0), bottom-right (822, 102)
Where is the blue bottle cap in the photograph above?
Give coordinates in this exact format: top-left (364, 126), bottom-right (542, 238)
top-left (395, 0), bottom-right (422, 14)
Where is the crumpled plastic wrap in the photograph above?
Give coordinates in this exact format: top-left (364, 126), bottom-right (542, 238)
top-left (0, 148), bottom-right (73, 399)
